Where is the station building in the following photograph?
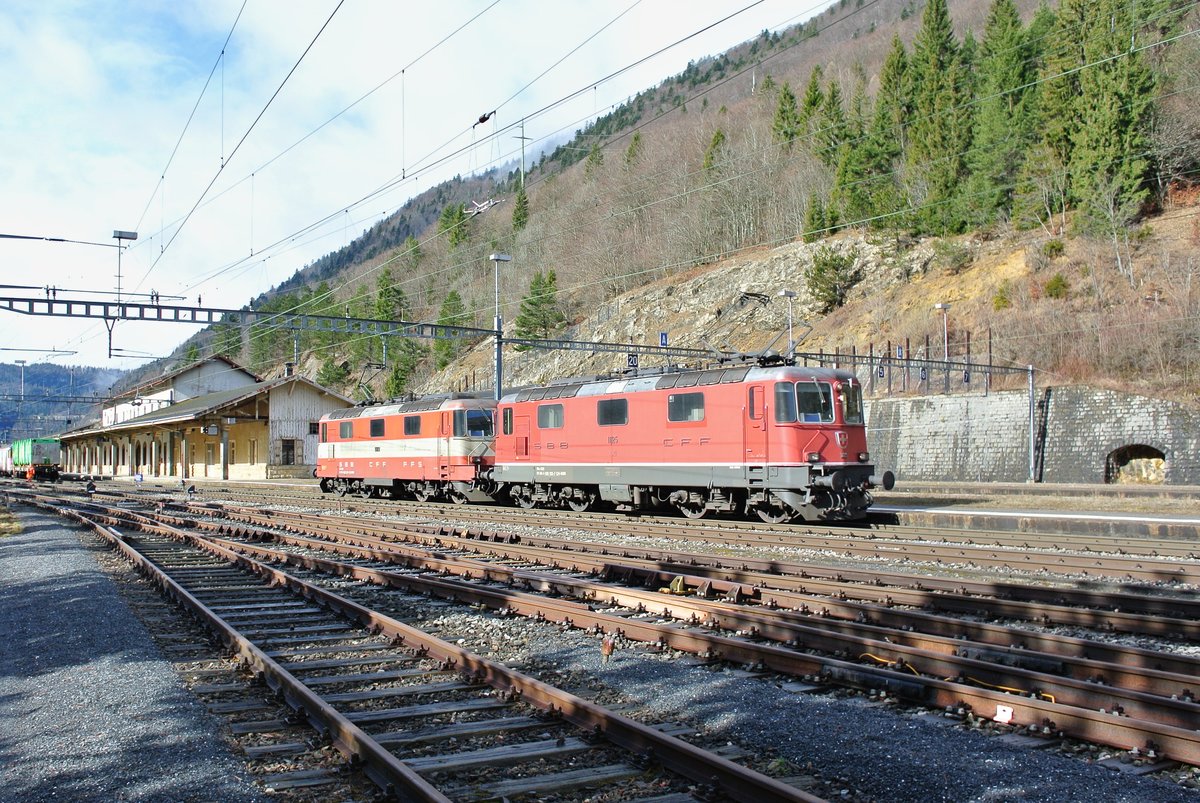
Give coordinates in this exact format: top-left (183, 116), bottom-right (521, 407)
top-left (59, 356), bottom-right (353, 481)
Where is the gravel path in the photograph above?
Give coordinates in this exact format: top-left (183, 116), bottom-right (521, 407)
top-left (0, 506), bottom-right (263, 803)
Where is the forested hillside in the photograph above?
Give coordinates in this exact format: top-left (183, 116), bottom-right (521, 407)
top-left (171, 0), bottom-right (1199, 402)
top-left (0, 363), bottom-right (125, 440)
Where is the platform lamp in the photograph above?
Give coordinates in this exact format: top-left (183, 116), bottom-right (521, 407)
top-left (488, 253), bottom-right (512, 400)
top-left (113, 230), bottom-right (138, 304)
top-left (934, 302), bottom-right (951, 361)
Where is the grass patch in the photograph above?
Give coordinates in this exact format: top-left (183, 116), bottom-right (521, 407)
top-left (0, 511), bottom-right (20, 537)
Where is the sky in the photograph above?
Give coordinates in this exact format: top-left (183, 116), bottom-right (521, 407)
top-left (0, 0), bottom-right (834, 371)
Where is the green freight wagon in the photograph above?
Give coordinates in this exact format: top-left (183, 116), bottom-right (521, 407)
top-left (11, 437), bottom-right (61, 481)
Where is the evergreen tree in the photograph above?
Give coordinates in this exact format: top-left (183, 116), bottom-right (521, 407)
top-left (433, 290), bottom-right (469, 369)
top-left (771, 81), bottom-right (801, 146)
top-left (212, 318), bottom-right (241, 358)
top-left (816, 79), bottom-right (848, 166)
top-left (846, 64), bottom-right (870, 141)
top-left (438, 203), bottom-right (469, 249)
top-left (805, 246), bottom-right (862, 313)
top-left (584, 143), bottom-right (604, 179)
top-left (703, 128), bottom-right (726, 171)
top-left (803, 193), bottom-right (827, 243)
top-left (512, 270), bottom-right (567, 348)
top-left (400, 235), bottom-right (422, 269)
top-left (863, 36), bottom-right (911, 229)
top-left (375, 267), bottom-right (409, 321)
top-left (383, 339), bottom-right (426, 398)
top-left (512, 183), bottom-right (529, 231)
top-left (623, 132), bottom-right (643, 167)
top-left (963, 0), bottom-right (1035, 225)
top-left (906, 0), bottom-right (969, 233)
top-left (317, 356), bottom-right (350, 387)
top-left (798, 66), bottom-right (825, 132)
top-left (1035, 0), bottom-right (1087, 181)
top-left (1070, 0), bottom-right (1155, 279)
top-left (870, 36), bottom-right (911, 160)
top-left (832, 143), bottom-right (874, 228)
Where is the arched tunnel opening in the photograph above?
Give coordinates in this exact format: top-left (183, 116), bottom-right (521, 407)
top-left (1105, 444), bottom-right (1165, 484)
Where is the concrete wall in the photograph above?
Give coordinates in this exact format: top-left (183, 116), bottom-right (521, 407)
top-left (866, 391), bottom-right (1033, 483)
top-left (1038, 386), bottom-right (1200, 484)
top-left (866, 385), bottom-right (1200, 485)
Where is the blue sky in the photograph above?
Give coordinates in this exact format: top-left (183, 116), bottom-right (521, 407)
top-left (0, 0), bottom-right (832, 369)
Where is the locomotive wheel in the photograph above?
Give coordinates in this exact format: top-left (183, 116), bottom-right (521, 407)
top-left (515, 494), bottom-right (537, 509)
top-left (336, 481), bottom-right (349, 497)
top-left (413, 486), bottom-right (433, 502)
top-left (676, 501), bottom-right (708, 519)
top-left (756, 505), bottom-right (792, 524)
top-left (566, 494), bottom-right (593, 513)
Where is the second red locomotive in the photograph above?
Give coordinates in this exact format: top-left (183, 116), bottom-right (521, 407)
top-left (493, 364), bottom-right (892, 521)
top-left (316, 363), bottom-right (893, 521)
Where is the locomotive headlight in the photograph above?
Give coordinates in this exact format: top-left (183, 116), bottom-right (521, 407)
top-left (858, 451), bottom-right (870, 462)
top-left (807, 452), bottom-right (821, 463)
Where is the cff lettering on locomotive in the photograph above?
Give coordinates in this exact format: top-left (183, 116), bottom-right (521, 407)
top-left (315, 364), bottom-right (893, 522)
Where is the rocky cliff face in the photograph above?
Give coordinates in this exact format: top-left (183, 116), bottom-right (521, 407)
top-left (418, 234), bottom-right (938, 394)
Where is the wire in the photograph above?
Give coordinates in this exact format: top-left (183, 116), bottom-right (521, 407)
top-left (133, 0), bottom-right (347, 290)
top-left (131, 0), bottom-right (249, 235)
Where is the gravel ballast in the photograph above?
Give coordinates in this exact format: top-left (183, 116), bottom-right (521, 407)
top-left (420, 608), bottom-right (1200, 803)
top-left (0, 506), bottom-right (263, 803)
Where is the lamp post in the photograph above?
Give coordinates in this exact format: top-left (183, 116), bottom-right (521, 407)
top-left (113, 230), bottom-right (138, 304)
top-left (934, 302), bottom-right (951, 361)
top-left (488, 253), bottom-right (512, 400)
top-left (778, 289), bottom-right (797, 357)
top-left (15, 359), bottom-right (26, 400)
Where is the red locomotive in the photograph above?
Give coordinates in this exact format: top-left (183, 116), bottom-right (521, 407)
top-left (494, 364), bottom-right (892, 522)
top-left (317, 364), bottom-right (892, 521)
top-left (316, 395), bottom-right (496, 502)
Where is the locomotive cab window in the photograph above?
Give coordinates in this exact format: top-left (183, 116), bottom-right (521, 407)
top-left (537, 403), bottom-right (564, 429)
top-left (404, 415), bottom-right (421, 436)
top-left (454, 409), bottom-right (494, 437)
top-left (502, 408), bottom-right (513, 435)
top-left (775, 382), bottom-right (834, 423)
top-left (370, 418), bottom-right (385, 438)
top-left (798, 382), bottom-right (835, 423)
top-left (840, 383), bottom-right (865, 425)
top-left (597, 398), bottom-right (628, 426)
top-left (774, 383), bottom-right (798, 423)
top-left (339, 421), bottom-right (354, 439)
top-left (667, 392), bottom-right (705, 422)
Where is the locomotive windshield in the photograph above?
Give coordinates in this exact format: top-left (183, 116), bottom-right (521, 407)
top-left (841, 382), bottom-right (865, 425)
top-left (453, 409), bottom-right (494, 438)
top-left (774, 381), bottom-right (834, 423)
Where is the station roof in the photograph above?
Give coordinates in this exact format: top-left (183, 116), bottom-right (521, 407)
top-left (60, 376), bottom-right (352, 440)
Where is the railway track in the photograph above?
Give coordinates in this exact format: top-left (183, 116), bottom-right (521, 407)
top-left (22, 492), bottom-right (816, 802)
top-left (80, 481), bottom-right (1200, 577)
top-left (34, 485), bottom-right (1200, 771)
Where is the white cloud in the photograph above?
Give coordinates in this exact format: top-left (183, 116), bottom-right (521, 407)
top-left (0, 0), bottom-right (833, 369)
